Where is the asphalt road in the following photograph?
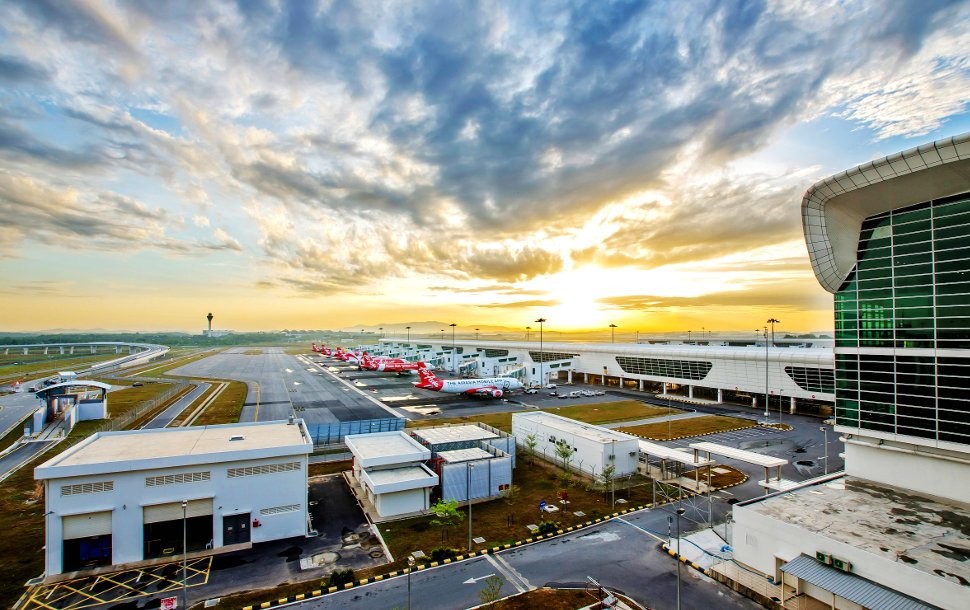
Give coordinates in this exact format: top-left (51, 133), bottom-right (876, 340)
top-left (143, 382), bottom-right (210, 429)
top-left (285, 504), bottom-right (762, 610)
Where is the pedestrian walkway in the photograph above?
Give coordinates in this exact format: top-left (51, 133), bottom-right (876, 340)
top-left (600, 410), bottom-right (705, 429)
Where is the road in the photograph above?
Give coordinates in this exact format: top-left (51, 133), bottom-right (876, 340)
top-left (142, 382), bottom-right (210, 429)
top-left (286, 505), bottom-right (761, 610)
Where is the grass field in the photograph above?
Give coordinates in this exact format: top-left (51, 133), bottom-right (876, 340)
top-left (190, 380), bottom-right (248, 426)
top-left (540, 399), bottom-right (682, 424)
top-left (617, 415), bottom-right (757, 440)
top-left (0, 352), bottom-right (126, 384)
top-left (406, 411), bottom-right (516, 432)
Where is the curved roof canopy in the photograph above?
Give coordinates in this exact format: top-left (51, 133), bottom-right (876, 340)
top-left (34, 380), bottom-right (112, 396)
top-left (802, 132), bottom-right (970, 293)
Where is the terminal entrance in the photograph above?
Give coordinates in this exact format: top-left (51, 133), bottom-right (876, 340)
top-left (222, 512), bottom-right (251, 545)
top-left (142, 500), bottom-right (213, 559)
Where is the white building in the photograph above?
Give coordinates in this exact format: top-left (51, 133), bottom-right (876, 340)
top-left (344, 431), bottom-right (438, 519)
top-left (371, 338), bottom-right (834, 416)
top-left (35, 420), bottom-right (313, 579)
top-left (731, 134), bottom-right (970, 610)
top-left (511, 412), bottom-right (639, 478)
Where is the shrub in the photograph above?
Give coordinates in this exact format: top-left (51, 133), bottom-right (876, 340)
top-left (537, 521), bottom-right (560, 535)
top-left (327, 568), bottom-right (355, 588)
top-left (429, 547), bottom-right (460, 562)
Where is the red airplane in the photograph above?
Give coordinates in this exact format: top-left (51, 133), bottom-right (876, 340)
top-left (311, 343), bottom-right (331, 355)
top-left (360, 353), bottom-right (420, 374)
top-left (413, 362), bottom-right (523, 397)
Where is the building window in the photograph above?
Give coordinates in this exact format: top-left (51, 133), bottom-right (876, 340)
top-left (227, 462), bottom-right (301, 478)
top-left (784, 367), bottom-right (835, 394)
top-left (834, 192), bottom-right (970, 442)
top-left (145, 472), bottom-right (211, 487)
top-left (614, 356), bottom-right (713, 381)
top-left (61, 481), bottom-right (114, 496)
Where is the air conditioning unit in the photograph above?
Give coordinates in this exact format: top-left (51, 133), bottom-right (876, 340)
top-left (816, 551), bottom-right (831, 564)
top-left (832, 557), bottom-right (852, 572)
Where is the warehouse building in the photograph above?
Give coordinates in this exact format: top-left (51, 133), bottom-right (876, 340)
top-left (35, 420), bottom-right (313, 579)
top-left (344, 431), bottom-right (438, 519)
top-left (511, 412), bottom-right (639, 478)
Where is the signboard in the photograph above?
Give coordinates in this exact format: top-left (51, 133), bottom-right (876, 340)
top-left (161, 597), bottom-right (178, 610)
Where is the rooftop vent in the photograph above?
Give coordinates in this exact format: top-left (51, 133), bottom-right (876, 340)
top-left (230, 435), bottom-right (245, 441)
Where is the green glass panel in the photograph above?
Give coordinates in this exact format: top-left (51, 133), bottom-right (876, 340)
top-left (933, 211), bottom-right (970, 229)
top-left (894, 253), bottom-right (931, 267)
top-left (893, 230), bottom-right (931, 246)
top-left (896, 274), bottom-right (933, 288)
top-left (895, 241), bottom-right (931, 256)
top-left (935, 224), bottom-right (970, 240)
top-left (935, 247), bottom-right (970, 263)
top-left (895, 284), bottom-right (934, 298)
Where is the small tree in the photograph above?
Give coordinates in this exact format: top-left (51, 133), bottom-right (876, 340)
top-left (555, 440), bottom-right (574, 486)
top-left (430, 499), bottom-right (464, 543)
top-left (523, 433), bottom-right (538, 465)
top-left (478, 574), bottom-right (505, 604)
top-left (600, 463), bottom-right (616, 501)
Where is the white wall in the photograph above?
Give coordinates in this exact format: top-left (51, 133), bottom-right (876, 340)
top-left (43, 455), bottom-right (308, 576)
top-left (512, 416), bottom-right (638, 477)
top-left (844, 438), bottom-right (970, 505)
top-left (375, 489), bottom-right (427, 517)
top-left (732, 503), bottom-right (962, 610)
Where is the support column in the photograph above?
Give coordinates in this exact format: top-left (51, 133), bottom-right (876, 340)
top-left (790, 396), bottom-right (797, 414)
top-left (752, 394), bottom-right (757, 408)
top-left (69, 346), bottom-right (75, 354)
top-left (44, 347), bottom-right (49, 355)
top-left (717, 388), bottom-right (723, 403)
top-left (23, 348), bottom-right (29, 355)
top-left (90, 346), bottom-right (95, 353)
top-left (59, 346), bottom-right (65, 355)
top-left (638, 379), bottom-right (644, 391)
top-left (567, 370), bottom-right (573, 383)
top-left (584, 373), bottom-right (589, 383)
top-left (115, 346), bottom-right (121, 353)
top-left (662, 383), bottom-right (668, 396)
top-left (688, 386), bottom-right (694, 399)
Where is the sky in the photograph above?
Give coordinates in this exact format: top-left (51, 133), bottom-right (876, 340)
top-left (1, 0), bottom-right (969, 337)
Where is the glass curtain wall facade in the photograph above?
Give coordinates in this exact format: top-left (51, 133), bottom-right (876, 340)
top-left (834, 191), bottom-right (970, 445)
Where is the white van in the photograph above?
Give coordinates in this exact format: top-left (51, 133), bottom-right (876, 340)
top-left (568, 390), bottom-right (582, 398)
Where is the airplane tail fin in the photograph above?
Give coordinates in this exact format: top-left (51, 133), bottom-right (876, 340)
top-left (414, 362), bottom-right (439, 388)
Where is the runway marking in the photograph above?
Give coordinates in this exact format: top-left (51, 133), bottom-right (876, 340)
top-left (485, 553), bottom-right (532, 593)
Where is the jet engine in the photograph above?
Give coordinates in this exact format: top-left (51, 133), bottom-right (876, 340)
top-left (491, 389), bottom-right (504, 398)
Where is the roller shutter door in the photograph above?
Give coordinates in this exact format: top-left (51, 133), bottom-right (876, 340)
top-left (143, 499), bottom-right (213, 524)
top-left (63, 511), bottom-right (112, 540)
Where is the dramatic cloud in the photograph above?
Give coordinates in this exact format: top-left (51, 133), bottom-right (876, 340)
top-left (0, 0), bottom-right (967, 330)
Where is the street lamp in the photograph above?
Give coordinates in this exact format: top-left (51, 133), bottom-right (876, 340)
top-left (687, 330), bottom-right (692, 343)
top-left (767, 318), bottom-right (780, 347)
top-left (820, 426), bottom-right (829, 475)
top-left (406, 326), bottom-right (411, 343)
top-left (609, 323), bottom-right (617, 344)
top-left (407, 555), bottom-right (416, 609)
top-left (449, 323), bottom-right (457, 372)
top-left (762, 327), bottom-right (770, 421)
top-left (181, 500), bottom-right (188, 610)
top-left (379, 327), bottom-right (383, 339)
top-left (525, 326), bottom-right (531, 342)
top-left (676, 507), bottom-right (686, 610)
top-left (534, 318), bottom-right (546, 387)
top-left (466, 462), bottom-right (474, 551)
top-left (475, 328), bottom-right (480, 340)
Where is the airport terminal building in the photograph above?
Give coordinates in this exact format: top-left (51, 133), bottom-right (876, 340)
top-left (369, 339), bottom-right (835, 417)
top-left (35, 420), bottom-right (312, 579)
top-left (731, 133), bottom-right (970, 609)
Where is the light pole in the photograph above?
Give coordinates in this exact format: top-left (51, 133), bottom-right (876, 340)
top-left (379, 327), bottom-right (383, 339)
top-left (466, 462), bottom-right (474, 551)
top-left (449, 323), bottom-right (457, 371)
top-left (525, 326), bottom-right (531, 342)
top-left (767, 317), bottom-right (780, 347)
top-left (676, 507), bottom-right (685, 610)
top-left (407, 555), bottom-right (416, 609)
top-left (687, 330), bottom-right (692, 343)
top-left (534, 318), bottom-right (546, 387)
top-left (762, 327), bottom-right (770, 421)
top-left (609, 323), bottom-right (617, 344)
top-left (820, 426), bottom-right (829, 475)
top-left (181, 499), bottom-right (188, 610)
top-left (635, 330), bottom-right (639, 343)
top-left (475, 328), bottom-right (480, 340)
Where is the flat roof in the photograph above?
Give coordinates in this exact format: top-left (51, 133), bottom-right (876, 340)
top-left (513, 411), bottom-right (637, 444)
top-left (367, 465), bottom-right (437, 487)
top-left (438, 448), bottom-right (494, 463)
top-left (689, 441), bottom-right (787, 468)
top-left (744, 476), bottom-right (970, 596)
top-left (37, 421), bottom-right (310, 477)
top-left (638, 440), bottom-right (713, 467)
top-left (410, 424), bottom-right (498, 445)
top-left (345, 431), bottom-right (428, 461)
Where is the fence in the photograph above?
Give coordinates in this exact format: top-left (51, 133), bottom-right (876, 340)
top-left (307, 417), bottom-right (406, 446)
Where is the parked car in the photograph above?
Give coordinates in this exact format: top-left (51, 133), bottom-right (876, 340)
top-left (544, 384), bottom-right (557, 389)
top-left (548, 391), bottom-right (559, 396)
top-left (524, 389), bottom-right (538, 394)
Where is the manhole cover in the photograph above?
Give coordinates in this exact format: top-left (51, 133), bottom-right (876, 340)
top-left (369, 549), bottom-right (384, 558)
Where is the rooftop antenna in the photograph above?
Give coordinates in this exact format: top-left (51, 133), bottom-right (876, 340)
top-left (207, 312), bottom-right (213, 335)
